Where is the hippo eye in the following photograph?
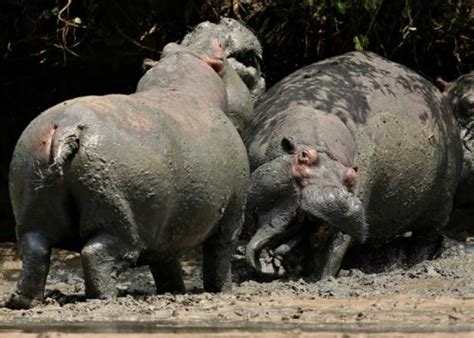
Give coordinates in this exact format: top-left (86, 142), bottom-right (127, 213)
top-left (281, 137), bottom-right (296, 154)
top-left (458, 95), bottom-right (474, 118)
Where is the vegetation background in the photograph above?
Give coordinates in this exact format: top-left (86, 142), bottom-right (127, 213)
top-left (0, 0), bottom-right (473, 240)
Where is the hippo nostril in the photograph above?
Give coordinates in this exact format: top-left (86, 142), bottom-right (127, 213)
top-left (299, 149), bottom-right (317, 165)
top-left (344, 167), bottom-right (358, 190)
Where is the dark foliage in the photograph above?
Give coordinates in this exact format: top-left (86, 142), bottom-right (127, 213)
top-left (0, 0), bottom-right (472, 240)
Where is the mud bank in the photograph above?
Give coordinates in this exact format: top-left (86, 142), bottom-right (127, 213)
top-left (0, 240), bottom-right (473, 336)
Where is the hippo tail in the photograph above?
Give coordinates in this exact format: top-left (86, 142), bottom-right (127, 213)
top-left (35, 124), bottom-right (84, 190)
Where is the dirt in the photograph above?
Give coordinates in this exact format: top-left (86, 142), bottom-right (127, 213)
top-left (0, 239), bottom-right (473, 337)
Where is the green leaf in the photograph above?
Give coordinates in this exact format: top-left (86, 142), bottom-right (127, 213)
top-left (333, 0), bottom-right (349, 14)
top-left (363, 0), bottom-right (380, 12)
top-left (353, 35), bottom-right (369, 51)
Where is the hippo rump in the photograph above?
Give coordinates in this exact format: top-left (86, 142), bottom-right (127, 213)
top-left (244, 51), bottom-right (463, 278)
top-left (6, 42), bottom-right (250, 309)
top-left (437, 72), bottom-right (474, 240)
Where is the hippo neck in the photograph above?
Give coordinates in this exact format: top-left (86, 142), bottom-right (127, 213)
top-left (137, 52), bottom-right (227, 109)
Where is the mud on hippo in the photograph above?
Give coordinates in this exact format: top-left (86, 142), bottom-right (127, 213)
top-left (244, 51), bottom-right (463, 278)
top-left (5, 23), bottom-right (259, 309)
top-left (437, 72), bottom-right (474, 240)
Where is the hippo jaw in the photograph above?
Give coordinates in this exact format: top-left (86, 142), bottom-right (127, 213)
top-left (245, 185), bottom-right (368, 274)
top-left (245, 137), bottom-right (368, 274)
top-left (300, 184), bottom-right (368, 243)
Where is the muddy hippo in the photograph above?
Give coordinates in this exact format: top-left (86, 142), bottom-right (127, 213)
top-left (181, 17), bottom-right (265, 105)
top-left (244, 51), bottom-right (462, 278)
top-left (437, 72), bottom-right (474, 240)
top-left (180, 18), bottom-right (265, 135)
top-left (6, 42), bottom-right (250, 309)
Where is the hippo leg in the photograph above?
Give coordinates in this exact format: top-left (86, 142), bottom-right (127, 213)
top-left (307, 230), bottom-right (352, 280)
top-left (202, 194), bottom-right (243, 293)
top-left (150, 258), bottom-right (185, 294)
top-left (202, 235), bottom-right (232, 292)
top-left (5, 232), bottom-right (51, 309)
top-left (81, 234), bottom-right (131, 299)
top-left (404, 228), bottom-right (443, 265)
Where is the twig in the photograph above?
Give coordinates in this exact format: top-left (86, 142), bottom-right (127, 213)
top-left (114, 24), bottom-right (162, 54)
top-left (58, 0), bottom-right (82, 28)
top-left (365, 0), bottom-right (384, 37)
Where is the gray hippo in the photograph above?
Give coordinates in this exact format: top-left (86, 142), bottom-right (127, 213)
top-left (6, 41), bottom-right (250, 309)
top-left (180, 18), bottom-right (265, 135)
top-left (437, 72), bottom-right (474, 240)
top-left (244, 51), bottom-right (462, 278)
top-left (181, 17), bottom-right (266, 104)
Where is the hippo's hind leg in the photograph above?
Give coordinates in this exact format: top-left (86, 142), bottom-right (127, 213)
top-left (81, 234), bottom-right (133, 299)
top-left (6, 232), bottom-right (51, 309)
top-left (202, 194), bottom-right (243, 293)
top-left (149, 258), bottom-right (185, 294)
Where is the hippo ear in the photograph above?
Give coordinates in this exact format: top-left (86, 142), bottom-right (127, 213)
top-left (435, 77), bottom-right (449, 92)
top-left (202, 55), bottom-right (225, 75)
top-left (222, 34), bottom-right (234, 57)
top-left (281, 137), bottom-right (296, 154)
top-left (142, 58), bottom-right (159, 71)
top-left (202, 38), bottom-right (225, 75)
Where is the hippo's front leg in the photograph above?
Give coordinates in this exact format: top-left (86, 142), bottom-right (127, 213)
top-left (306, 229), bottom-right (352, 280)
top-left (270, 227), bottom-right (352, 279)
top-left (6, 232), bottom-right (51, 309)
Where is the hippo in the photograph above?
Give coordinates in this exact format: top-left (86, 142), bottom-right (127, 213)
top-left (181, 17), bottom-right (266, 105)
top-left (244, 51), bottom-right (463, 279)
top-left (437, 72), bottom-right (474, 240)
top-left (6, 41), bottom-right (250, 309)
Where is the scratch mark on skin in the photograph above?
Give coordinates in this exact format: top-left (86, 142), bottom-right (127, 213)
top-left (37, 123), bottom-right (57, 161)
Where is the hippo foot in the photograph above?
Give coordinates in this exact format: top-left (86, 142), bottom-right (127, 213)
top-left (4, 292), bottom-right (42, 310)
top-left (254, 249), bottom-right (293, 276)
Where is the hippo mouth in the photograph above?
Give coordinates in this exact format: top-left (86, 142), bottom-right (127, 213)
top-left (247, 211), bottom-right (331, 276)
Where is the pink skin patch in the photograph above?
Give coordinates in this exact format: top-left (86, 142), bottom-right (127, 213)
top-left (291, 147), bottom-right (318, 184)
top-left (211, 39), bottom-right (224, 59)
top-left (201, 39), bottom-right (225, 75)
top-left (344, 167), bottom-right (358, 191)
top-left (291, 147), bottom-right (358, 191)
top-left (201, 56), bottom-right (225, 75)
top-left (37, 123), bottom-right (57, 162)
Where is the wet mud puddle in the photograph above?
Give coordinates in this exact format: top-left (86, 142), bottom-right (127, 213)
top-left (0, 241), bottom-right (473, 336)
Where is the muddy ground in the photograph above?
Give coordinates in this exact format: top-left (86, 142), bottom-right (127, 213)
top-left (0, 238), bottom-right (473, 337)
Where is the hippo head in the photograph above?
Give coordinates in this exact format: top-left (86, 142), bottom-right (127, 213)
top-left (244, 106), bottom-right (368, 274)
top-left (438, 72), bottom-right (474, 180)
top-left (181, 17), bottom-right (266, 103)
